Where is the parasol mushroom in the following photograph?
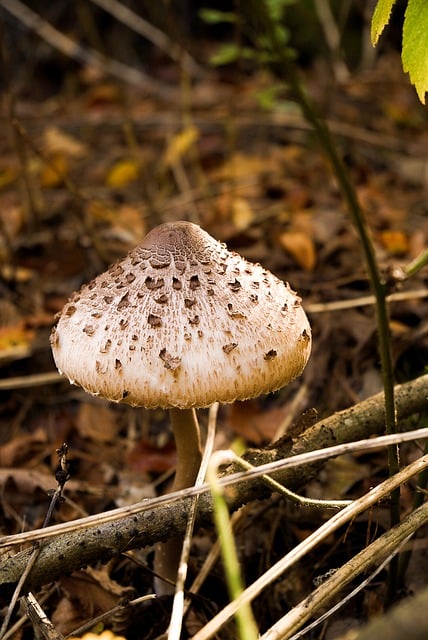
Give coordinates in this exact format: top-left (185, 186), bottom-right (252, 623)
top-left (50, 220), bottom-right (312, 593)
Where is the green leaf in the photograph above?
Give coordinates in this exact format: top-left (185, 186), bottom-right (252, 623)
top-left (209, 44), bottom-right (255, 67)
top-left (402, 0), bottom-right (428, 103)
top-left (198, 9), bottom-right (237, 24)
top-left (371, 0), bottom-right (398, 45)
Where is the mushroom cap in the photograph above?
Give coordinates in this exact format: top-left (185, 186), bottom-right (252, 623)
top-left (51, 221), bottom-right (311, 409)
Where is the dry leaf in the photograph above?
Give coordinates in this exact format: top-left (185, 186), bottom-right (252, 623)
top-left (0, 205), bottom-right (25, 241)
top-left (0, 323), bottom-right (34, 352)
top-left (0, 166), bottom-right (18, 189)
top-left (378, 230), bottom-right (409, 255)
top-left (126, 440), bottom-right (177, 474)
top-left (84, 82), bottom-right (122, 107)
top-left (86, 200), bottom-right (115, 222)
top-left (279, 230), bottom-right (316, 271)
top-left (232, 197), bottom-right (255, 231)
top-left (113, 204), bottom-right (147, 241)
top-left (69, 631), bottom-right (127, 640)
top-left (228, 399), bottom-right (289, 444)
top-left (40, 153), bottom-right (69, 188)
top-left (106, 159), bottom-right (139, 188)
top-left (43, 126), bottom-right (87, 158)
top-left (77, 402), bottom-right (119, 442)
top-left (55, 567), bottom-right (132, 635)
top-left (215, 151), bottom-right (271, 180)
top-left (0, 428), bottom-right (47, 467)
top-left (163, 125), bottom-right (199, 167)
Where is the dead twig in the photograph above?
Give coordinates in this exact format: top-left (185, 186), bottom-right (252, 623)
top-left (0, 0), bottom-right (176, 99)
top-left (0, 375), bottom-right (427, 604)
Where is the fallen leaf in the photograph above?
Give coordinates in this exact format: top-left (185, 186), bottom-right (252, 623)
top-left (0, 428), bottom-right (47, 468)
top-left (77, 402), bottom-right (120, 442)
top-left (106, 159), bottom-right (140, 188)
top-left (0, 323), bottom-right (34, 352)
top-left (69, 631), bottom-right (127, 640)
top-left (126, 440), bottom-right (177, 474)
top-left (163, 125), bottom-right (199, 167)
top-left (43, 127), bottom-right (87, 158)
top-left (0, 166), bottom-right (18, 189)
top-left (40, 153), bottom-right (69, 188)
top-left (278, 230), bottom-right (316, 271)
top-left (232, 197), bottom-right (255, 231)
top-left (0, 204), bottom-right (26, 240)
top-left (55, 567), bottom-right (133, 635)
top-left (228, 399), bottom-right (289, 444)
top-left (378, 229), bottom-right (409, 255)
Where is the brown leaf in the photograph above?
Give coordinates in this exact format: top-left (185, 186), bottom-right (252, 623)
top-left (126, 440), bottom-right (177, 474)
top-left (55, 567), bottom-right (133, 635)
top-left (40, 153), bottom-right (69, 188)
top-left (77, 402), bottom-right (120, 443)
top-left (0, 428), bottom-right (46, 467)
top-left (228, 399), bottom-right (289, 445)
top-left (42, 127), bottom-right (87, 158)
top-left (278, 230), bottom-right (316, 271)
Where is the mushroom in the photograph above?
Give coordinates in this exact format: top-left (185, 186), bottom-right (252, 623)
top-left (50, 220), bottom-right (312, 593)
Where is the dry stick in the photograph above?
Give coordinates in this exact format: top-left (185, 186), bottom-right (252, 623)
top-left (0, 373), bottom-right (426, 585)
top-left (333, 583), bottom-right (428, 640)
top-left (287, 550), bottom-right (396, 640)
top-left (1, 426), bottom-right (428, 606)
top-left (0, 445), bottom-right (69, 640)
top-left (0, 374), bottom-right (426, 550)
top-left (22, 593), bottom-right (65, 640)
top-left (0, 417), bottom-right (426, 556)
top-left (89, 0), bottom-right (202, 77)
top-left (0, 0), bottom-right (174, 98)
top-left (66, 594), bottom-right (156, 640)
top-left (0, 372), bottom-right (64, 390)
top-left (261, 504), bottom-right (428, 640)
top-left (190, 453), bottom-right (428, 640)
top-left (313, 0), bottom-right (349, 82)
top-left (1, 586), bottom-right (58, 640)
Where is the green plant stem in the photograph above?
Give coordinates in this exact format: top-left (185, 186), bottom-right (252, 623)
top-left (405, 247), bottom-right (428, 278)
top-left (207, 453), bottom-right (259, 640)
top-left (244, 0), bottom-right (400, 596)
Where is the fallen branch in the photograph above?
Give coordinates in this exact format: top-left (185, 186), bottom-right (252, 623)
top-left (0, 374), bottom-right (427, 603)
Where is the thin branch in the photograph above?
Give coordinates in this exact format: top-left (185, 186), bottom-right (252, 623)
top-left (89, 0), bottom-right (203, 77)
top-left (0, 0), bottom-right (175, 98)
top-left (0, 374), bottom-right (427, 603)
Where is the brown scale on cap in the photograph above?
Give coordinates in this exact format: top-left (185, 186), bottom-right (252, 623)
top-left (51, 221), bottom-right (312, 409)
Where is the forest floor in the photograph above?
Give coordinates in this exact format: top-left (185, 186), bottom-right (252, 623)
top-left (0, 13), bottom-right (428, 639)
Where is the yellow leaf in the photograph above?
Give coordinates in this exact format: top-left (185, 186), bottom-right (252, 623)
top-left (0, 166), bottom-right (18, 190)
top-left (86, 201), bottom-right (115, 222)
top-left (163, 125), bottom-right (199, 167)
top-left (232, 197), bottom-right (254, 231)
top-left (0, 325), bottom-right (34, 351)
top-left (279, 230), bottom-right (316, 271)
top-left (40, 154), bottom-right (69, 188)
top-left (106, 159), bottom-right (139, 188)
top-left (42, 126), bottom-right (87, 158)
top-left (379, 230), bottom-right (409, 255)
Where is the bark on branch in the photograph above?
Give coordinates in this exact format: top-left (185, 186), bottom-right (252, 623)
top-left (0, 374), bottom-right (427, 604)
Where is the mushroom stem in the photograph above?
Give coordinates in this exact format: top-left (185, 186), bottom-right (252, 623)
top-left (170, 407), bottom-right (202, 491)
top-left (154, 408), bottom-right (202, 595)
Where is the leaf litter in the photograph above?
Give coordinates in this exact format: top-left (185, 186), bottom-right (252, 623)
top-left (0, 9), bottom-right (428, 639)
